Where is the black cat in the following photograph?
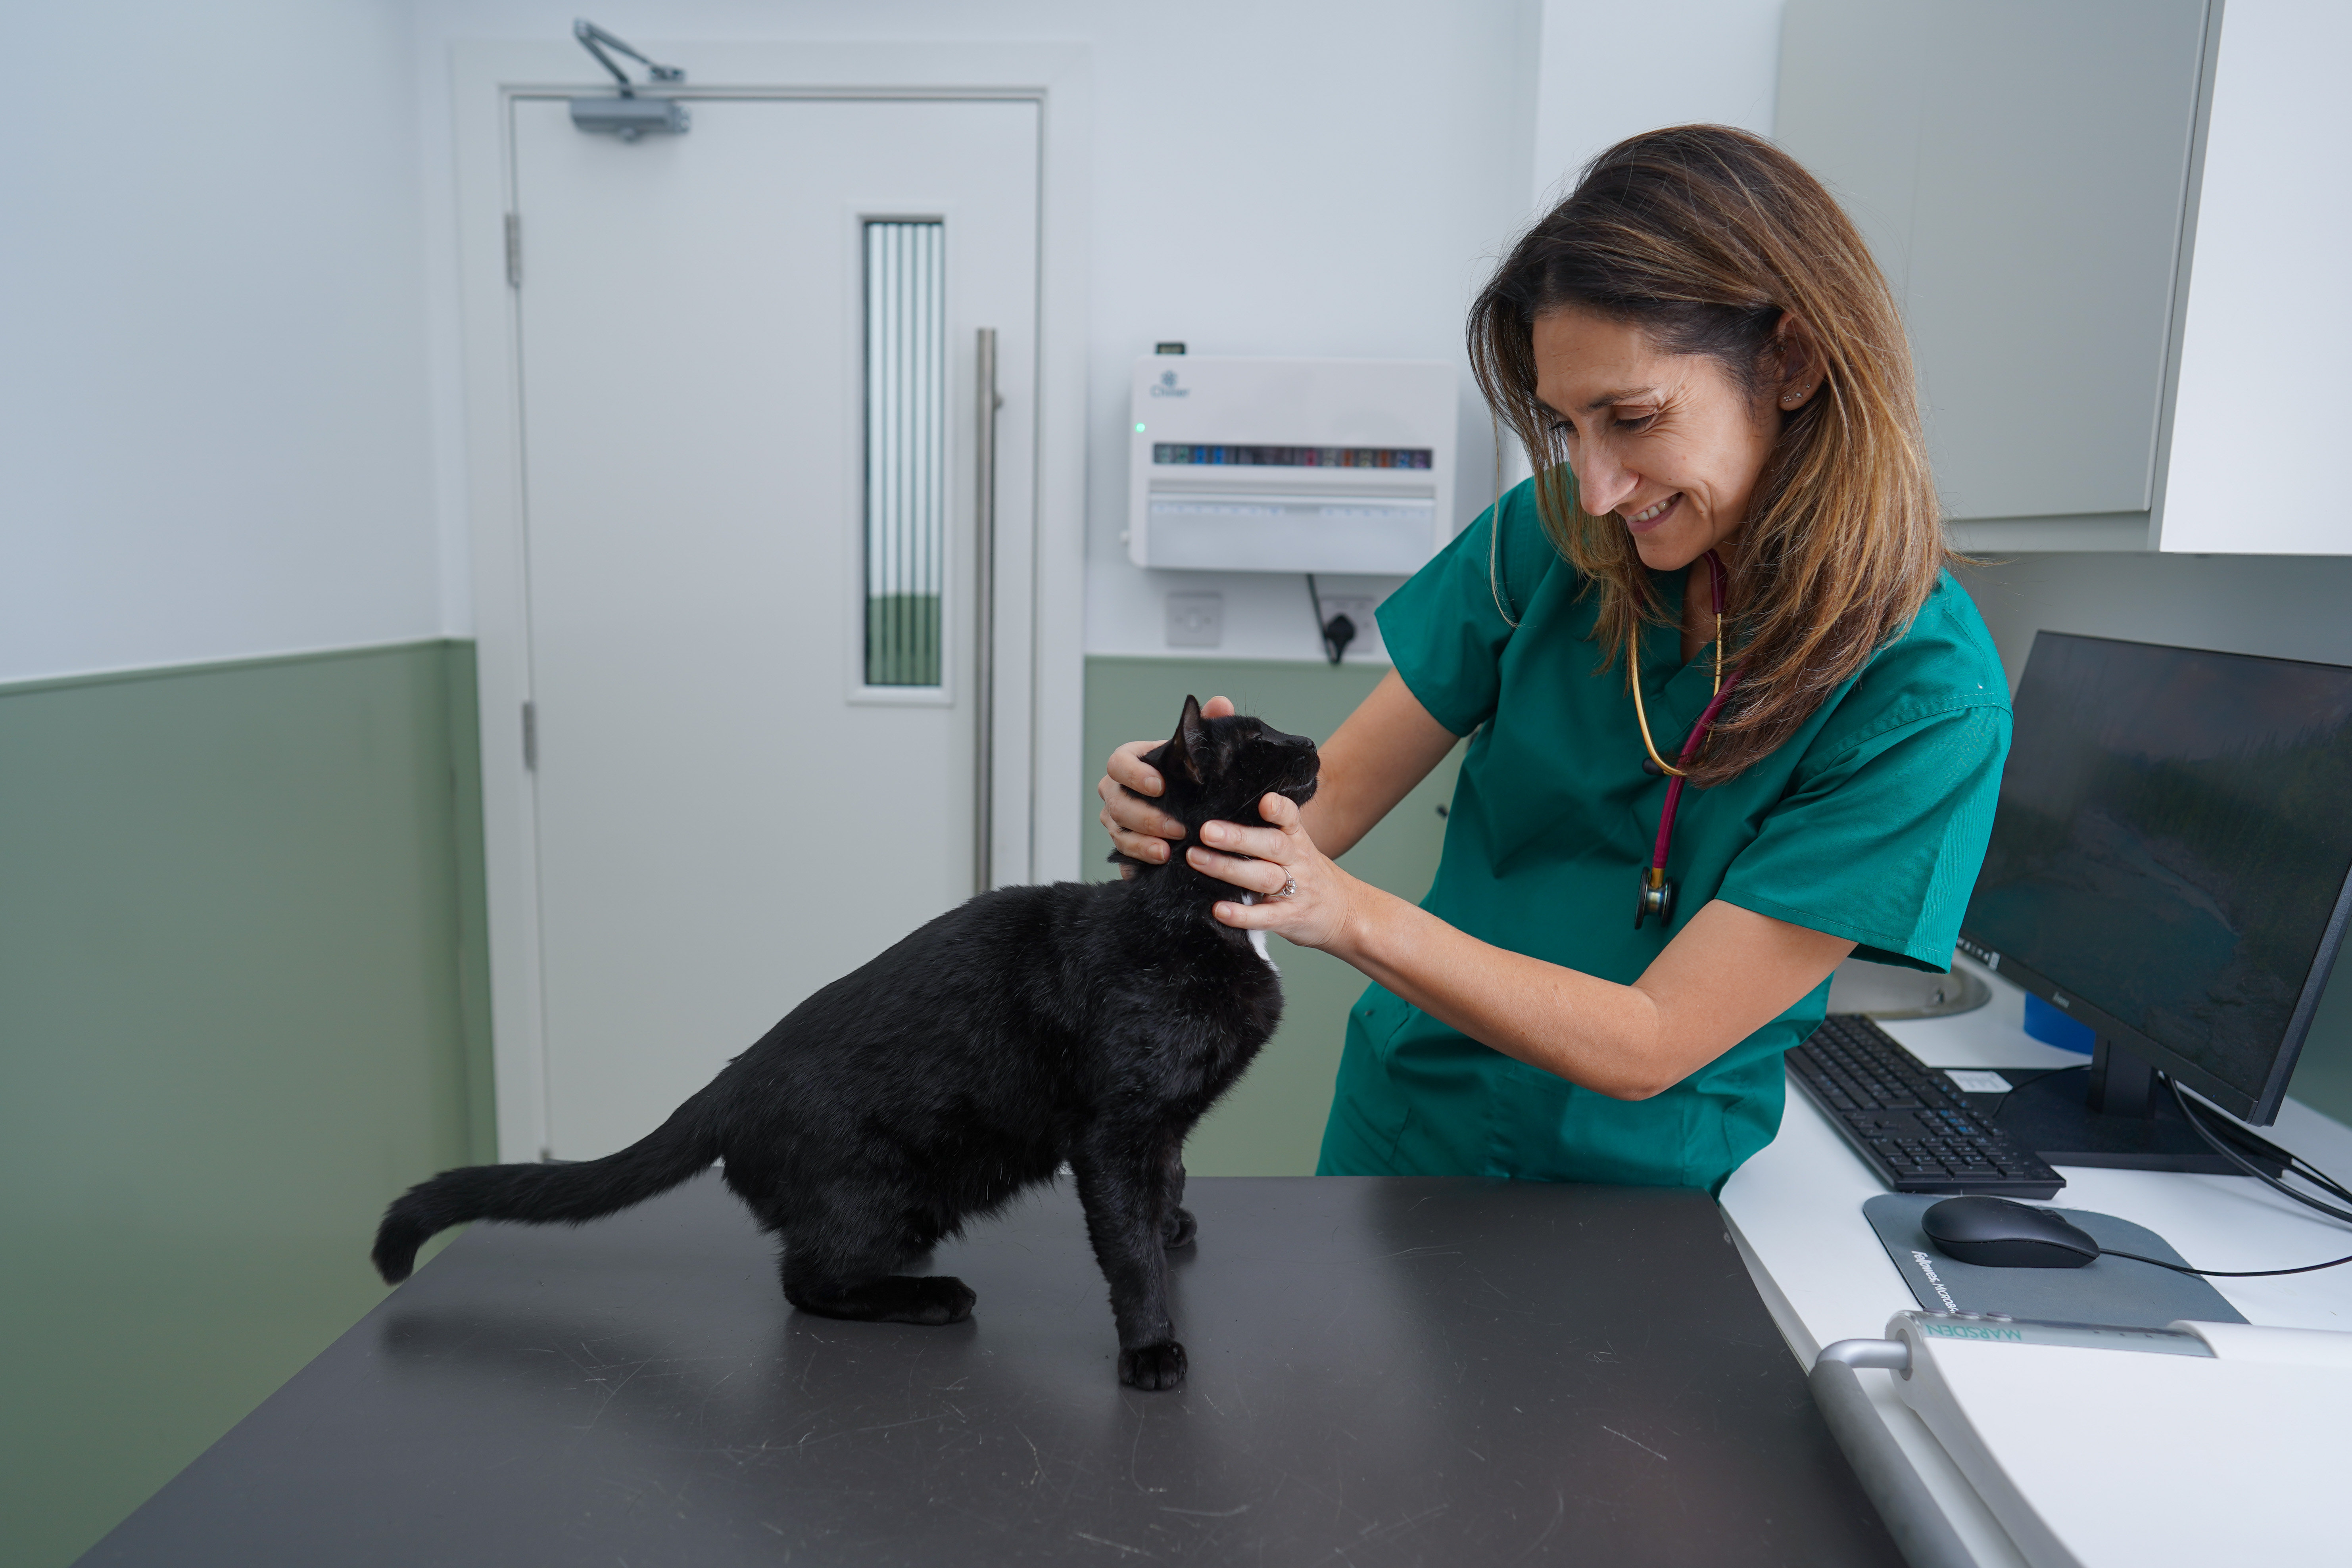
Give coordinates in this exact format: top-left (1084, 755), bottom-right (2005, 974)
top-left (373, 697), bottom-right (1315, 1390)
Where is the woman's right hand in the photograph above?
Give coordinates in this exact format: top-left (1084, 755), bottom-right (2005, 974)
top-left (1097, 694), bottom-right (1237, 869)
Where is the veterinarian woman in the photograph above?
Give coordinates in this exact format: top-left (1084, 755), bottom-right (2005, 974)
top-left (1099, 126), bottom-right (2010, 1194)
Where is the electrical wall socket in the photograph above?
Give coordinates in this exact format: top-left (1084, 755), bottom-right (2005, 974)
top-left (1317, 595), bottom-right (1380, 654)
top-left (1165, 591), bottom-right (1224, 648)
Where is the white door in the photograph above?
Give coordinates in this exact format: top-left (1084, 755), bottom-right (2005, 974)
top-left (512, 97), bottom-right (1039, 1158)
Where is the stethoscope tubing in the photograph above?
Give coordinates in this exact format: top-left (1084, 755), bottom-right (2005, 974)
top-left (1633, 550), bottom-right (1743, 929)
top-left (1648, 674), bottom-right (1743, 874)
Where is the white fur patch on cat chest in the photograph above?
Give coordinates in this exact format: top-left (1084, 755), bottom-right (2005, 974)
top-left (1238, 890), bottom-right (1277, 972)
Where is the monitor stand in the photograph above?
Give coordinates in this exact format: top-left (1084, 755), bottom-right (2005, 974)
top-left (1986, 1038), bottom-right (2289, 1177)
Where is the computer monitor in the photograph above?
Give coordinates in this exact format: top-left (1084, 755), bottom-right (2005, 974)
top-left (1956, 632), bottom-right (2352, 1172)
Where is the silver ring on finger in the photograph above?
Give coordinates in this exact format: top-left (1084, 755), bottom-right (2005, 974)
top-left (1273, 874), bottom-right (1296, 899)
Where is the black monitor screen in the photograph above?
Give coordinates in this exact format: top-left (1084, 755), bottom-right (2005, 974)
top-left (1962, 633), bottom-right (2352, 1115)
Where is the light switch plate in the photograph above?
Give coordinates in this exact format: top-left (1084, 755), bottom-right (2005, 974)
top-left (1165, 591), bottom-right (1224, 648)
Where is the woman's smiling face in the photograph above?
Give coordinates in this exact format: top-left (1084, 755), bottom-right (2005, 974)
top-left (1531, 305), bottom-right (1786, 574)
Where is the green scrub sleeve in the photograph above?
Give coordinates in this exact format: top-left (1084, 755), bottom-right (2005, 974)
top-left (1715, 700), bottom-right (2011, 971)
top-left (1376, 487), bottom-right (1564, 738)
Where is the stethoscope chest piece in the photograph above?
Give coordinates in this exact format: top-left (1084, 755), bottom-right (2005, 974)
top-left (1635, 867), bottom-right (1676, 929)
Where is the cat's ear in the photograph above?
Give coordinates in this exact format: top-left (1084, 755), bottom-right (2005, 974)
top-left (1164, 694), bottom-right (1210, 784)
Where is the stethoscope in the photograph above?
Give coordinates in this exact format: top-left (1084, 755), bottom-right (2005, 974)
top-left (1631, 549), bottom-right (1744, 930)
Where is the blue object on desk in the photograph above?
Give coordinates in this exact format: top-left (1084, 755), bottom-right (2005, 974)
top-left (2023, 994), bottom-right (2095, 1053)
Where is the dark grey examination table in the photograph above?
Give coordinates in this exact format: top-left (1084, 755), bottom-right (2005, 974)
top-left (81, 1176), bottom-right (1899, 1566)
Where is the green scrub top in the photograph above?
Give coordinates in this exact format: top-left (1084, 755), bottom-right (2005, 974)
top-left (1317, 478), bottom-right (2012, 1193)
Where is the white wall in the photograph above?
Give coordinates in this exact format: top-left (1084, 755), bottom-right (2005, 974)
top-left (1065, 1), bottom-right (1542, 662)
top-left (1530, 0), bottom-right (1786, 204)
top-left (1086, 0), bottom-right (1791, 663)
top-left (405, 0), bottom-right (1548, 665)
top-left (25, 0), bottom-right (2344, 687)
top-left (0, 0), bottom-right (440, 685)
top-left (3, 0), bottom-right (1798, 685)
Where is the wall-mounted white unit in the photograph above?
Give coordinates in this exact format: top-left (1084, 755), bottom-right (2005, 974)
top-left (1127, 357), bottom-right (1456, 574)
top-left (1778, 0), bottom-right (2352, 556)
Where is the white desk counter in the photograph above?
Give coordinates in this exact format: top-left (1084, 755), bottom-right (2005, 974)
top-left (1721, 960), bottom-right (2352, 1566)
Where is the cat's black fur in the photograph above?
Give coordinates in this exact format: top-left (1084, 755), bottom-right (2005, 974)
top-left (372, 697), bottom-right (1315, 1391)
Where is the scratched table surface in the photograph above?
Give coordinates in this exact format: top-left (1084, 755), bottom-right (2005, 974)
top-left (82, 1175), bottom-right (1897, 1566)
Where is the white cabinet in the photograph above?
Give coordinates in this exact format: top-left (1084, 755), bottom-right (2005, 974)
top-left (1779, 0), bottom-right (2352, 556)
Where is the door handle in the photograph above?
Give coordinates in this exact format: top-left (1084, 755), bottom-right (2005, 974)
top-left (974, 328), bottom-right (1001, 896)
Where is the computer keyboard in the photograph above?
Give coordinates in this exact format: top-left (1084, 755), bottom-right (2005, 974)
top-left (1787, 1014), bottom-right (2064, 1199)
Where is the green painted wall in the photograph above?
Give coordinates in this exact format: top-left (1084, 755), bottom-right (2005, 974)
top-left (1083, 656), bottom-right (1463, 1177)
top-left (0, 641), bottom-right (492, 1568)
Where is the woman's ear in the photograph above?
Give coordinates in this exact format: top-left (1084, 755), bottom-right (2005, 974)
top-left (1771, 313), bottom-right (1825, 411)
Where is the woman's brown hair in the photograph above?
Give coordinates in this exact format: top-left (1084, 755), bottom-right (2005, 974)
top-left (1468, 124), bottom-right (1949, 786)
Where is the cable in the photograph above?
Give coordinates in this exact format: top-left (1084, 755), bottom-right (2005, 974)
top-left (1304, 574), bottom-right (1355, 665)
top-left (2164, 1073), bottom-right (2352, 1227)
top-left (1970, 1065), bottom-right (2352, 1274)
top-left (2052, 1071), bottom-right (2352, 1277)
top-left (1983, 1064), bottom-right (2352, 1219)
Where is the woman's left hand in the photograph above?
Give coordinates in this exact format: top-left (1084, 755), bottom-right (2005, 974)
top-left (1187, 792), bottom-right (1368, 953)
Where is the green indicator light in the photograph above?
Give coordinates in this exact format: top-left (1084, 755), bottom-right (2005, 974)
top-left (1135, 422), bottom-right (1146, 432)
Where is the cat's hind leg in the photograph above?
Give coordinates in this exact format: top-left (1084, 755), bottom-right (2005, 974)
top-left (785, 1266), bottom-right (976, 1326)
top-left (774, 1202), bottom-right (975, 1326)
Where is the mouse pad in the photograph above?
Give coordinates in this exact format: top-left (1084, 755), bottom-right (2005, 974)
top-left (1863, 1194), bottom-right (2246, 1329)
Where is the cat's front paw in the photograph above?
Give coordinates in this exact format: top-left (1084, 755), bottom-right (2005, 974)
top-left (1119, 1340), bottom-right (1188, 1391)
top-left (1160, 1206), bottom-right (1197, 1249)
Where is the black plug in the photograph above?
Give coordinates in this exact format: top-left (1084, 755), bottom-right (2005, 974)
top-left (1305, 573), bottom-right (1355, 666)
top-left (1320, 612), bottom-right (1356, 665)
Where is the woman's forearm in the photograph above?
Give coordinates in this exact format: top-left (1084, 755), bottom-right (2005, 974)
top-left (1323, 881), bottom-right (1854, 1100)
top-left (1328, 882), bottom-right (1670, 1097)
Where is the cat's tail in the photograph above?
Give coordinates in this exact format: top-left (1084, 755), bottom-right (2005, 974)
top-left (371, 1089), bottom-right (720, 1284)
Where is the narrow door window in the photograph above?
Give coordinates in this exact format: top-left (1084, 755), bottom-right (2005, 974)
top-left (863, 220), bottom-right (946, 688)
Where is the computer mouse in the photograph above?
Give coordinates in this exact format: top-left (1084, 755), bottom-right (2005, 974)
top-left (1922, 1196), bottom-right (2101, 1269)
